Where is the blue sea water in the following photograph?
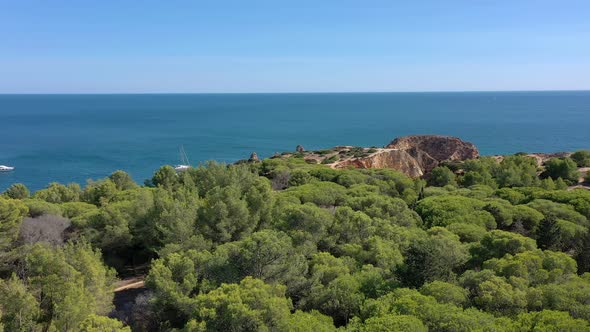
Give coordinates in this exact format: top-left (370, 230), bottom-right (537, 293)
top-left (1, 91), bottom-right (589, 191)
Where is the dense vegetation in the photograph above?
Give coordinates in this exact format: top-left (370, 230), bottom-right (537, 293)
top-left (1, 152), bottom-right (590, 331)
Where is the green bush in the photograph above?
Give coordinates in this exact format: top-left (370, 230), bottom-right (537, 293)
top-left (428, 166), bottom-right (457, 187)
top-left (322, 155), bottom-right (340, 164)
top-left (2, 183), bottom-right (30, 199)
top-left (2, 152), bottom-right (590, 331)
top-left (571, 150), bottom-right (590, 167)
top-left (288, 169), bottom-right (313, 187)
top-left (23, 199), bottom-right (62, 217)
top-left (542, 158), bottom-right (580, 185)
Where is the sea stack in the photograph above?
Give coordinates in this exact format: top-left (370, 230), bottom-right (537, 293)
top-left (296, 145), bottom-right (305, 152)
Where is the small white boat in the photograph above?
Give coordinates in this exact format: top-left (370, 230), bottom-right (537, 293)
top-left (174, 146), bottom-right (191, 172)
top-left (174, 165), bottom-right (190, 171)
top-left (0, 165), bottom-right (15, 172)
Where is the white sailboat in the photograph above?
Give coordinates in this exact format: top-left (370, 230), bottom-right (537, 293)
top-left (0, 165), bottom-right (15, 172)
top-left (174, 146), bottom-right (191, 172)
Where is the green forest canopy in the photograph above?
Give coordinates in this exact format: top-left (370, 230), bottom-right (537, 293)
top-left (1, 153), bottom-right (590, 331)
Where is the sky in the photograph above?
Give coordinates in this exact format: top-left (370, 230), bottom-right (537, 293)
top-left (1, 0), bottom-right (589, 93)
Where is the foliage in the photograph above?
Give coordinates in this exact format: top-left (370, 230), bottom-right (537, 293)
top-left (2, 155), bottom-right (590, 330)
top-left (0, 197), bottom-right (28, 250)
top-left (2, 183), bottom-right (30, 200)
top-left (542, 158), bottom-right (580, 184)
top-left (571, 150), bottom-right (590, 167)
top-left (34, 182), bottom-right (81, 203)
top-left (419, 280), bottom-right (468, 307)
top-left (469, 230), bottom-right (537, 267)
top-left (287, 310), bottom-right (336, 332)
top-left (109, 170), bottom-right (138, 191)
top-left (0, 275), bottom-right (40, 331)
top-left (415, 195), bottom-right (495, 229)
top-left (349, 314), bottom-right (427, 332)
top-left (22, 242), bottom-right (117, 330)
top-left (360, 288), bottom-right (499, 331)
top-left (82, 178), bottom-right (119, 205)
top-left (0, 197), bottom-right (28, 270)
top-left (509, 310), bottom-right (589, 331)
top-left (399, 227), bottom-right (468, 287)
top-left (428, 166), bottom-right (457, 187)
top-left (78, 314), bottom-right (131, 332)
top-left (22, 199), bottom-right (61, 218)
top-left (187, 277), bottom-right (293, 331)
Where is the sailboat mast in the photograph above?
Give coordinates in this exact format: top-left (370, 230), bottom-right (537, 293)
top-left (184, 147), bottom-right (190, 165)
top-left (180, 145), bottom-right (190, 165)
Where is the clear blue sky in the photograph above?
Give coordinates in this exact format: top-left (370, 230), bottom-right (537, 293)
top-left (1, 0), bottom-right (589, 93)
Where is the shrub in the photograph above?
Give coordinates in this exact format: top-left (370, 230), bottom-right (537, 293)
top-left (3, 183), bottom-right (30, 199)
top-left (542, 158), bottom-right (580, 185)
top-left (322, 155), bottom-right (340, 164)
top-left (23, 199), bottom-right (62, 217)
top-left (428, 166), bottom-right (457, 187)
top-left (288, 170), bottom-right (313, 187)
top-left (571, 150), bottom-right (590, 167)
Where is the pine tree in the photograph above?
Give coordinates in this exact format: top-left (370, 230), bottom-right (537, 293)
top-left (575, 231), bottom-right (590, 273)
top-left (537, 216), bottom-right (562, 251)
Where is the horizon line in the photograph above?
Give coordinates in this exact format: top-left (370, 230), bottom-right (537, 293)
top-left (1, 89), bottom-right (590, 95)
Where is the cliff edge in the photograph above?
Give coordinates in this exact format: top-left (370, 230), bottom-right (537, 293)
top-left (330, 135), bottom-right (478, 177)
top-left (386, 135), bottom-right (479, 164)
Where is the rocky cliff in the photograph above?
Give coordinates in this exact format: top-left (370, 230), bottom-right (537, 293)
top-left (268, 135), bottom-right (479, 177)
top-left (331, 135), bottom-right (479, 177)
top-left (386, 135), bottom-right (479, 164)
top-left (263, 135), bottom-right (584, 181)
top-left (335, 149), bottom-right (425, 177)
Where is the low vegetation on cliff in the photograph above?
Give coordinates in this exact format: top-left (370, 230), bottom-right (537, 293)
top-left (1, 147), bottom-right (590, 331)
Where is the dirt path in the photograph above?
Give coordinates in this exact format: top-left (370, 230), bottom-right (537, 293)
top-left (114, 276), bottom-right (145, 292)
top-left (579, 167), bottom-right (590, 181)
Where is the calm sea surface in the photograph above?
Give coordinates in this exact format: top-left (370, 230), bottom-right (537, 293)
top-left (1, 91), bottom-right (589, 191)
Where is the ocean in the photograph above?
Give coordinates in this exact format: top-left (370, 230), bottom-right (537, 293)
top-left (1, 91), bottom-right (589, 191)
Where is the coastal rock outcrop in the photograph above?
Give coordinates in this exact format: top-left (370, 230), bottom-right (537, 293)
top-left (386, 135), bottom-right (479, 165)
top-left (248, 152), bottom-right (260, 162)
top-left (266, 135), bottom-right (480, 178)
top-left (335, 149), bottom-right (425, 177)
top-left (333, 135), bottom-right (479, 177)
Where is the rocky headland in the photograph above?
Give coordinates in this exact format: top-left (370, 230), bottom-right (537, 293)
top-left (333, 135), bottom-right (479, 177)
top-left (270, 135), bottom-right (479, 177)
top-left (267, 135), bottom-right (582, 180)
